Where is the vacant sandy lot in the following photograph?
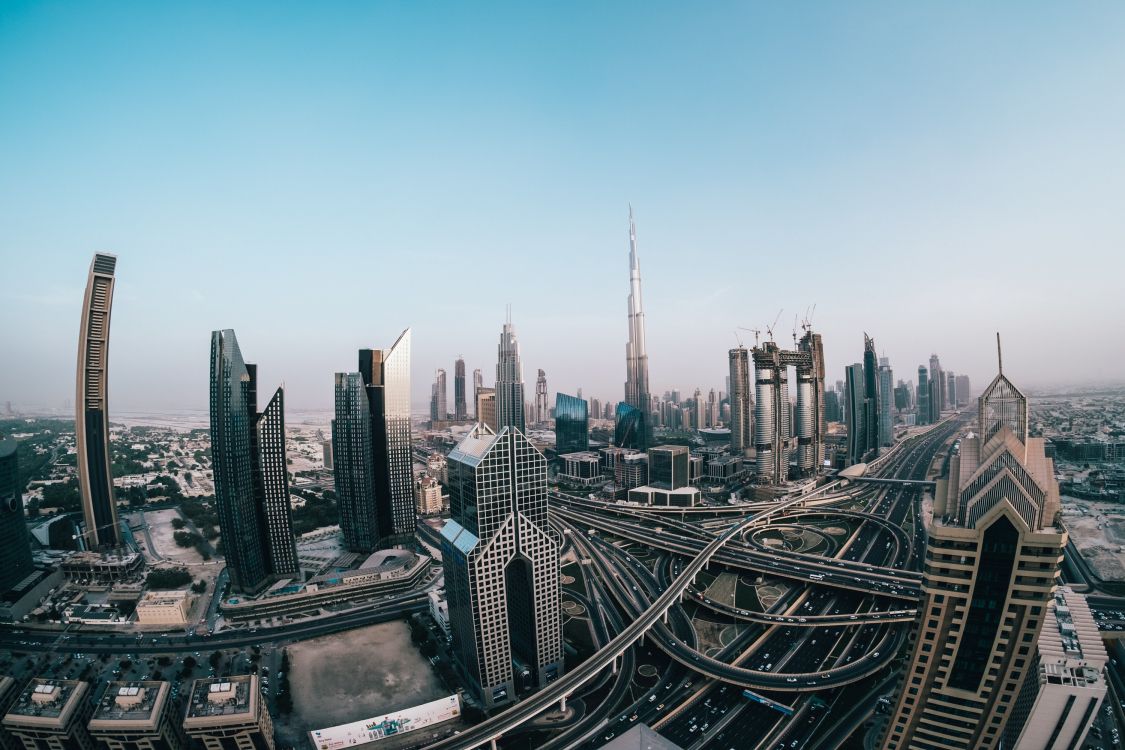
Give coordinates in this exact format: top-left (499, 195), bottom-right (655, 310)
top-left (287, 621), bottom-right (447, 732)
top-left (145, 508), bottom-right (205, 564)
top-left (1063, 497), bottom-right (1125, 580)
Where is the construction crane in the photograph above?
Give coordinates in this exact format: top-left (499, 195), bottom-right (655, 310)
top-left (738, 327), bottom-right (761, 347)
top-left (765, 309), bottom-right (783, 342)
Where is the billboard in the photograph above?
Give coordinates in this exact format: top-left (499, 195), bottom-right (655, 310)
top-left (308, 694), bottom-right (461, 749)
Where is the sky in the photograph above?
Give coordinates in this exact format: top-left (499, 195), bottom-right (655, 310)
top-left (2, 2), bottom-right (1124, 415)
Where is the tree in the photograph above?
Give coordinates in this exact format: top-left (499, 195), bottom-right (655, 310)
top-left (146, 568), bottom-right (192, 588)
top-left (173, 530), bottom-right (202, 548)
top-left (209, 651), bottom-right (222, 669)
top-left (191, 580), bottom-right (207, 594)
top-left (171, 518), bottom-right (187, 530)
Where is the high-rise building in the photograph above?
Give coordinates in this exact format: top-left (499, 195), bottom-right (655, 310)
top-left (182, 676), bottom-right (274, 750)
top-left (754, 329), bottom-right (825, 483)
top-left (88, 681), bottom-right (186, 750)
top-left (430, 368), bottom-right (447, 423)
top-left (554, 393), bottom-right (589, 454)
top-left (956, 374), bottom-right (972, 406)
top-left (947, 371), bottom-right (957, 411)
top-left (3, 680), bottom-right (93, 750)
top-left (535, 369), bottom-right (549, 425)
top-left (916, 366), bottom-right (931, 426)
top-left (620, 206), bottom-right (652, 450)
top-left (476, 388), bottom-right (497, 431)
top-left (648, 445), bottom-right (689, 489)
top-left (929, 353), bottom-right (945, 414)
top-left (495, 317), bottom-right (525, 433)
top-left (588, 397), bottom-right (601, 423)
top-left (729, 347), bottom-right (753, 457)
top-left (454, 357), bottom-right (467, 420)
top-left (614, 402), bottom-right (645, 448)
top-left (75, 252), bottom-right (121, 549)
top-left (844, 363), bottom-right (866, 466)
top-left (824, 390), bottom-right (842, 423)
top-left (863, 334), bottom-right (880, 457)
top-left (332, 329), bottom-right (414, 552)
top-left (882, 339), bottom-right (1066, 750)
top-left (894, 381), bottom-right (911, 411)
top-left (878, 357), bottom-right (894, 447)
top-left (1003, 588), bottom-right (1107, 750)
top-left (0, 440), bottom-right (34, 593)
top-left (210, 330), bottom-right (298, 593)
top-left (441, 425), bottom-right (563, 709)
top-left (472, 368), bottom-right (483, 415)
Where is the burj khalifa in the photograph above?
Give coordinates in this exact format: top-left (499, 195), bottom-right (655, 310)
top-left (617, 205), bottom-right (652, 450)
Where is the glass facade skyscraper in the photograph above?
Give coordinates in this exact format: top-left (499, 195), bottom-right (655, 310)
top-left (210, 330), bottom-right (298, 593)
top-left (614, 402), bottom-right (643, 449)
top-left (495, 320), bottom-right (525, 433)
top-left (454, 357), bottom-right (467, 420)
top-left (75, 252), bottom-right (121, 548)
top-left (554, 393), bottom-right (588, 454)
top-left (441, 425), bottom-right (563, 709)
top-left (844, 362), bottom-right (866, 466)
top-left (0, 439), bottom-right (34, 592)
top-left (878, 356), bottom-right (894, 447)
top-left (333, 329), bottom-right (415, 551)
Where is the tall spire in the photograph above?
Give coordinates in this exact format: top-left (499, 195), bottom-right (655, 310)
top-left (622, 205), bottom-right (651, 449)
top-left (996, 332), bottom-right (1003, 374)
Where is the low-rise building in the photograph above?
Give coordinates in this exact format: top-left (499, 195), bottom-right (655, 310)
top-left (2, 679), bottom-right (94, 750)
top-left (62, 603), bottom-right (123, 625)
top-left (627, 485), bottom-right (701, 507)
top-left (87, 681), bottom-right (185, 750)
top-left (557, 452), bottom-right (603, 486)
top-left (415, 476), bottom-right (444, 516)
top-left (182, 677), bottom-right (273, 750)
top-left (135, 591), bottom-right (192, 626)
top-left (428, 590), bottom-right (450, 639)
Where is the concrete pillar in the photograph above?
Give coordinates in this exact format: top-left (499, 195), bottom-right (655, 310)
top-left (612, 656), bottom-right (619, 674)
top-left (560, 694), bottom-right (567, 712)
top-left (490, 739), bottom-right (499, 750)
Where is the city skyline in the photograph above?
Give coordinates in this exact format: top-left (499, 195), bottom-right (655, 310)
top-left (3, 5), bottom-right (1125, 413)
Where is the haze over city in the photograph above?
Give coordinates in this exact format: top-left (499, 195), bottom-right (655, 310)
top-left (3, 2), bottom-right (1125, 413)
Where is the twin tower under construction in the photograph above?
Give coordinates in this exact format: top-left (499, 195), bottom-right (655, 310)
top-left (752, 329), bottom-right (826, 484)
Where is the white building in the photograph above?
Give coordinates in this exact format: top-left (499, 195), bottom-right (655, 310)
top-left (1005, 587), bottom-right (1108, 750)
top-left (428, 590), bottom-right (450, 639)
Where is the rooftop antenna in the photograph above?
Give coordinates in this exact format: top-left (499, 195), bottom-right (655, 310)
top-left (996, 332), bottom-right (1003, 374)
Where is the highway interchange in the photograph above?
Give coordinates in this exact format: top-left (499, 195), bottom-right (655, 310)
top-left (5, 414), bottom-right (1125, 749)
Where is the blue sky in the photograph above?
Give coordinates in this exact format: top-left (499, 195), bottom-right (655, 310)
top-left (2, 2), bottom-right (1124, 413)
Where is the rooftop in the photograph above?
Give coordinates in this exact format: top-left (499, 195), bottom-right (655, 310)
top-left (184, 676), bottom-right (256, 722)
top-left (4, 679), bottom-right (86, 725)
top-left (90, 682), bottom-right (168, 727)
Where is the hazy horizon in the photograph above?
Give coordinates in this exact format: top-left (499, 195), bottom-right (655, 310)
top-left (3, 3), bottom-right (1124, 413)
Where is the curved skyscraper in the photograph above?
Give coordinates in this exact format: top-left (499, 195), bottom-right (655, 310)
top-left (620, 206), bottom-right (651, 450)
top-left (76, 252), bottom-right (121, 548)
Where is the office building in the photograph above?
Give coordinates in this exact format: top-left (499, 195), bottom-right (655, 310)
top-left (3, 679), bottom-right (93, 750)
top-left (454, 357), bottom-right (467, 420)
top-left (321, 439), bottom-right (333, 471)
top-left (956, 374), bottom-right (972, 406)
top-left (0, 440), bottom-right (34, 593)
top-left (844, 363), bottom-right (866, 466)
top-left (882, 340), bottom-right (1067, 750)
top-left (620, 206), bottom-right (652, 450)
top-left (430, 369), bottom-right (447, 423)
top-left (495, 318), bottom-right (525, 433)
top-left (615, 452), bottom-right (649, 498)
top-left (947, 371), bottom-right (958, 411)
top-left (894, 381), bottom-right (911, 412)
top-left (534, 369), bottom-right (549, 425)
top-left (916, 366), bottom-right (931, 426)
top-left (729, 347), bottom-right (753, 456)
top-left (472, 369), bottom-right (483, 415)
top-left (441, 425), bottom-right (563, 709)
top-left (134, 591), bottom-right (192, 626)
top-left (648, 446), bottom-right (689, 489)
top-left (75, 252), bottom-right (121, 549)
top-left (824, 390), bottom-right (842, 423)
top-left (333, 329), bottom-right (415, 552)
top-left (415, 475), bottom-right (443, 516)
top-left (88, 681), bottom-right (185, 750)
top-left (182, 677), bottom-right (274, 750)
top-left (209, 330), bottom-right (298, 594)
top-left (614, 402), bottom-right (644, 449)
top-left (557, 452), bottom-right (602, 486)
top-left (554, 393), bottom-right (589, 454)
top-left (1004, 588), bottom-right (1107, 750)
top-left (863, 334), bottom-right (880, 457)
top-left (878, 357), bottom-right (894, 447)
top-left (476, 388), bottom-right (497, 432)
top-left (929, 353), bottom-right (945, 414)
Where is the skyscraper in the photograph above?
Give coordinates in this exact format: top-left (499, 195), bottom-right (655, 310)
top-left (729, 347), bottom-right (753, 456)
top-left (495, 317), bottom-right (525, 433)
top-left (0, 440), bottom-right (34, 592)
top-left (620, 206), bottom-right (652, 450)
top-left (929, 353), bottom-right (945, 414)
top-left (844, 363), bottom-right (866, 466)
top-left (535, 369), bottom-right (549, 425)
top-left (476, 387), bottom-right (497, 431)
top-left (209, 330), bottom-right (298, 594)
top-left (333, 330), bottom-right (415, 552)
top-left (882, 337), bottom-right (1066, 750)
top-left (430, 368), bottom-right (447, 423)
top-left (956, 374), bottom-right (972, 406)
top-left (554, 393), bottom-right (589, 454)
top-left (472, 368), bottom-right (483, 416)
top-left (76, 252), bottom-right (121, 548)
top-left (947, 370), bottom-right (957, 411)
top-left (454, 357), bottom-right (467, 420)
top-left (917, 366), bottom-right (931, 426)
top-left (878, 356), bottom-right (894, 447)
top-left (441, 425), bottom-right (563, 708)
top-left (863, 334), bottom-right (880, 457)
